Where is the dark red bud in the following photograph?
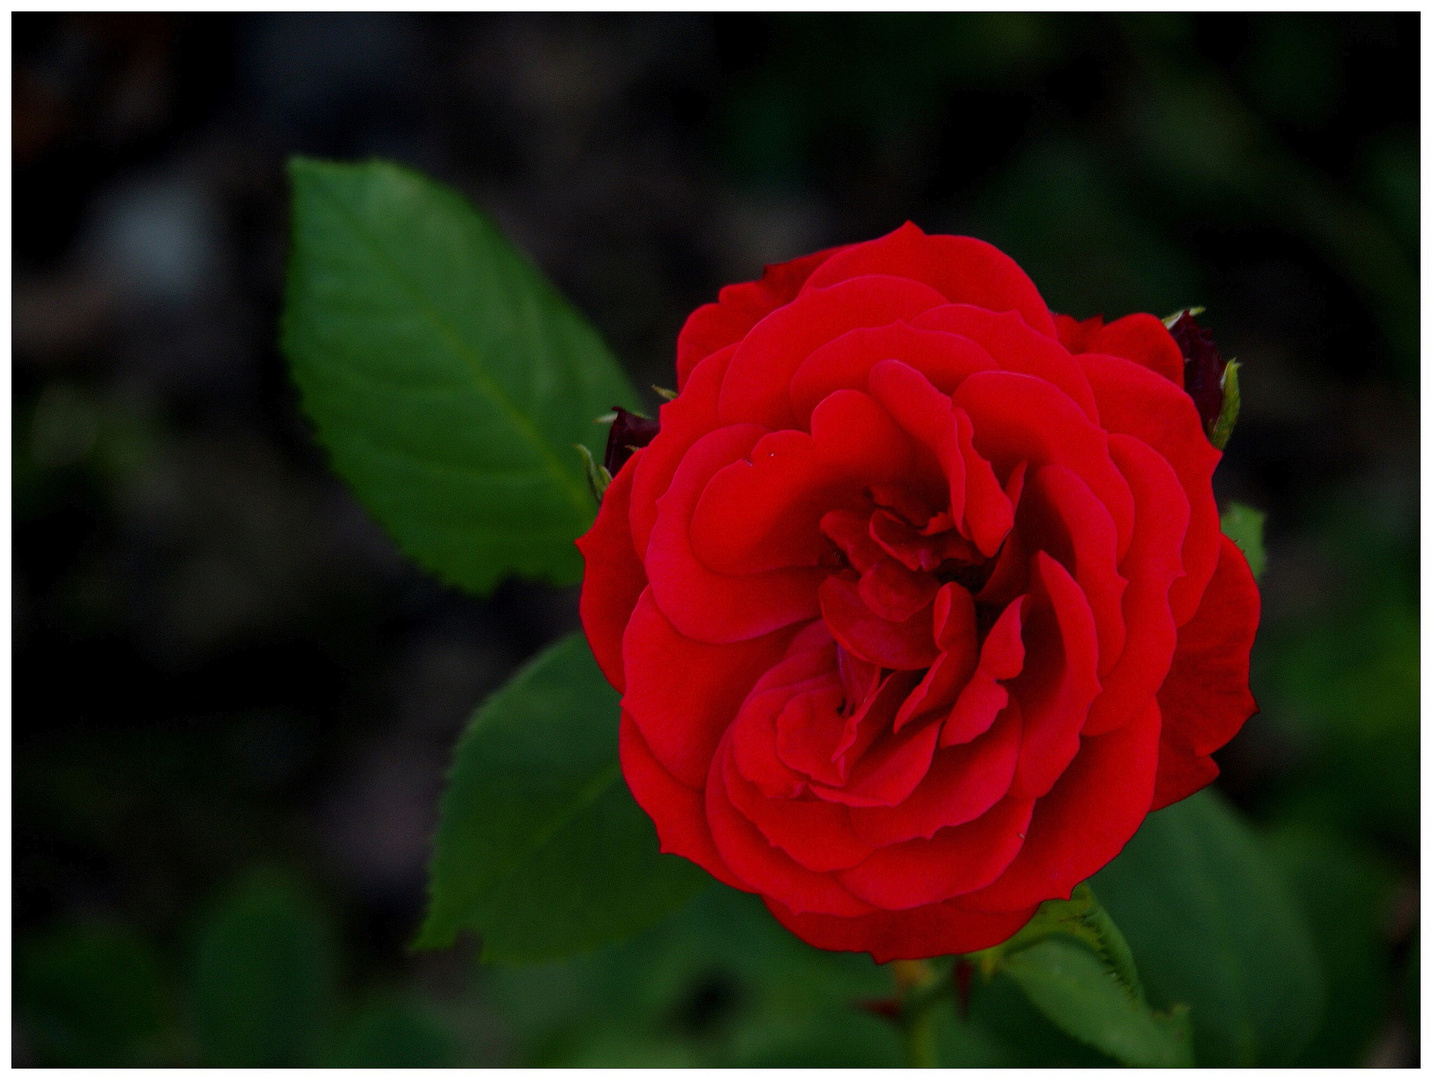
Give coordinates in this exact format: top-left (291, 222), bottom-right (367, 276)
top-left (1167, 312), bottom-right (1227, 438)
top-left (603, 406), bottom-right (660, 476)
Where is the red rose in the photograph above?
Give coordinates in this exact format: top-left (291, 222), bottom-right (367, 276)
top-left (577, 223), bottom-right (1259, 962)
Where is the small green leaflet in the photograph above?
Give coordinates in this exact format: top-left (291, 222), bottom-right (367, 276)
top-left (968, 883), bottom-right (1192, 1067)
top-left (1091, 789), bottom-right (1325, 1066)
top-left (1000, 939), bottom-right (1193, 1068)
top-left (282, 158), bottom-right (639, 595)
top-left (417, 634), bottom-right (709, 963)
top-left (1221, 502), bottom-right (1267, 579)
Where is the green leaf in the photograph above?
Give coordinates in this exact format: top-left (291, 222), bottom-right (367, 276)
top-left (17, 923), bottom-right (167, 1066)
top-left (1264, 823), bottom-right (1397, 1066)
top-left (1091, 789), bottom-right (1325, 1066)
top-left (191, 870), bottom-right (337, 1067)
top-left (967, 883), bottom-right (1190, 1067)
top-left (968, 883), bottom-right (1140, 1000)
top-left (1221, 501), bottom-right (1266, 579)
top-left (282, 158), bottom-right (639, 595)
top-left (1000, 939), bottom-right (1194, 1067)
top-left (417, 633), bottom-right (709, 962)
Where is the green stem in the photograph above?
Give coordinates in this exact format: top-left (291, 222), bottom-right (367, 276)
top-left (896, 963), bottom-right (952, 1068)
top-left (903, 1004), bottom-right (939, 1068)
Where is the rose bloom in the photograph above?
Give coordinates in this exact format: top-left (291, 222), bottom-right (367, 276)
top-left (577, 223), bottom-right (1259, 962)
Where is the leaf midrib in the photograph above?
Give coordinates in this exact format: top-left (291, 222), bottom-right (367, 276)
top-left (306, 167), bottom-right (593, 522)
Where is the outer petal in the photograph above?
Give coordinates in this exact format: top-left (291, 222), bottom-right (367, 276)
top-left (620, 713), bottom-right (744, 889)
top-left (675, 245), bottom-right (850, 387)
top-left (802, 221), bottom-right (1059, 338)
top-left (763, 895), bottom-right (1038, 963)
top-left (1080, 313), bottom-right (1185, 387)
top-left (1156, 534), bottom-right (1260, 760)
top-left (630, 345), bottom-right (734, 557)
top-left (576, 449), bottom-right (647, 692)
top-left (622, 588), bottom-right (798, 787)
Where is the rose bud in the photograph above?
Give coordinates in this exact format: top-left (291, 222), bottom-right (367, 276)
top-left (577, 223), bottom-right (1260, 962)
top-left (603, 406), bottom-right (661, 477)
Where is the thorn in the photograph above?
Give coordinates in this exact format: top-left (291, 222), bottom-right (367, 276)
top-left (594, 411), bottom-right (618, 424)
top-left (653, 384), bottom-right (678, 401)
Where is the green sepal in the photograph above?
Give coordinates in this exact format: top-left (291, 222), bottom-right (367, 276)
top-left (1210, 359), bottom-right (1241, 449)
top-left (1162, 305), bottom-right (1206, 328)
top-left (575, 443), bottom-right (612, 504)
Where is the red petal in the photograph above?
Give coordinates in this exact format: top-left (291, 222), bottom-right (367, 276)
top-left (838, 796), bottom-right (1035, 909)
top-left (706, 738), bottom-right (877, 917)
top-left (689, 390), bottom-right (919, 576)
top-left (894, 582), bottom-right (980, 733)
top-left (1085, 313), bottom-right (1184, 387)
top-left (723, 753), bottom-right (877, 872)
top-left (1083, 434), bottom-right (1187, 736)
top-left (809, 713), bottom-right (943, 808)
top-left (819, 571), bottom-right (938, 670)
top-left (763, 895), bottom-right (1038, 963)
top-left (953, 370), bottom-right (1135, 560)
top-left (913, 304), bottom-right (1099, 423)
top-left (1151, 744), bottom-right (1221, 811)
top-left (1078, 353), bottom-right (1221, 625)
top-left (630, 344), bottom-right (735, 557)
top-left (849, 704), bottom-right (1022, 845)
top-left (620, 713), bottom-right (744, 889)
top-left (858, 558), bottom-right (941, 623)
top-left (622, 589), bottom-right (799, 787)
top-left (802, 222), bottom-right (1058, 338)
top-left (576, 449), bottom-right (647, 692)
top-left (718, 274), bottom-right (947, 430)
top-left (1020, 465), bottom-right (1127, 679)
top-left (789, 322), bottom-right (996, 428)
top-left (866, 360), bottom-right (1014, 556)
top-left (1157, 534), bottom-right (1260, 758)
top-left (646, 425), bottom-right (825, 642)
top-left (1053, 313), bottom-right (1105, 354)
top-left (960, 696), bottom-right (1160, 913)
top-left (675, 244), bottom-right (850, 388)
top-left (940, 600), bottom-right (1026, 746)
top-left (1008, 553), bottom-right (1101, 799)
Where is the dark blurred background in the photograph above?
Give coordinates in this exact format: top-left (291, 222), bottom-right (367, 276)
top-left (12, 13), bottom-right (1418, 1067)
